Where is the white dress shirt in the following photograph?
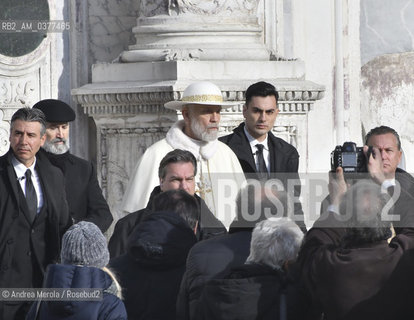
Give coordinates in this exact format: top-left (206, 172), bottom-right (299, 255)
top-left (12, 155), bottom-right (44, 214)
top-left (243, 126), bottom-right (270, 173)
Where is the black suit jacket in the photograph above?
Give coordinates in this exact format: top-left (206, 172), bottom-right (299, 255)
top-left (219, 122), bottom-right (299, 175)
top-left (0, 150), bottom-right (71, 319)
top-left (219, 123), bottom-right (306, 231)
top-left (40, 149), bottom-right (113, 232)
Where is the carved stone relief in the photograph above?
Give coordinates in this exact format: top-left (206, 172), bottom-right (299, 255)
top-left (98, 125), bottom-right (174, 220)
top-left (0, 71), bottom-right (46, 154)
top-left (0, 0), bottom-right (55, 156)
top-left (172, 0), bottom-right (259, 16)
top-left (0, 79), bottom-right (36, 106)
top-left (0, 110), bottom-right (10, 154)
top-left (138, 0), bottom-right (260, 17)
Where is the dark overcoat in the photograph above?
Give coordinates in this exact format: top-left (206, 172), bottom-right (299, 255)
top-left (41, 149), bottom-right (113, 232)
top-left (196, 264), bottom-right (310, 320)
top-left (25, 264), bottom-right (127, 320)
top-left (176, 228), bottom-right (253, 320)
top-left (108, 186), bottom-right (226, 258)
top-left (0, 150), bottom-right (71, 319)
top-left (109, 211), bottom-right (197, 320)
top-left (298, 213), bottom-right (414, 319)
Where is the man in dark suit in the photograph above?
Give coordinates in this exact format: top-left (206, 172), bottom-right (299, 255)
top-left (219, 81), bottom-right (299, 177)
top-left (364, 125), bottom-right (414, 229)
top-left (219, 81), bottom-right (304, 229)
top-left (33, 99), bottom-right (113, 232)
top-left (0, 107), bottom-right (71, 319)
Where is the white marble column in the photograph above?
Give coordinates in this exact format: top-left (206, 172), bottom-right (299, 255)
top-left (121, 0), bottom-right (269, 62)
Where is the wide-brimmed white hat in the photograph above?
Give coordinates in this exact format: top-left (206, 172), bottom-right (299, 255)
top-left (164, 81), bottom-right (236, 111)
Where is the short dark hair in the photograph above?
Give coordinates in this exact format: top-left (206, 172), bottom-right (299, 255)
top-left (340, 180), bottom-right (392, 248)
top-left (365, 126), bottom-right (401, 150)
top-left (158, 149), bottom-right (197, 179)
top-left (245, 81), bottom-right (279, 106)
top-left (11, 107), bottom-right (47, 136)
top-left (152, 189), bottom-right (199, 229)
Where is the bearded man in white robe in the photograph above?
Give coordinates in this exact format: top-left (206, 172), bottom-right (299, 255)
top-left (121, 81), bottom-right (246, 228)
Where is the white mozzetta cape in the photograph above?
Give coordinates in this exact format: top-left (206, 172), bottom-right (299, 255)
top-left (121, 120), bottom-right (246, 228)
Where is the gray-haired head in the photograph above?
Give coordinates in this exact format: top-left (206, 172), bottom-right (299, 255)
top-left (231, 180), bottom-right (293, 231)
top-left (340, 180), bottom-right (393, 247)
top-left (246, 217), bottom-right (304, 269)
top-left (11, 107), bottom-right (47, 136)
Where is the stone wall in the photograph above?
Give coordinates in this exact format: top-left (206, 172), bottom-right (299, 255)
top-left (361, 0), bottom-right (414, 65)
top-left (361, 52), bottom-right (414, 172)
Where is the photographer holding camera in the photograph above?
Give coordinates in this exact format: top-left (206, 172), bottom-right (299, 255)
top-left (329, 125), bottom-right (414, 228)
top-left (297, 126), bottom-right (414, 319)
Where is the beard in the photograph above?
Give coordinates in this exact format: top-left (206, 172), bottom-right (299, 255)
top-left (42, 137), bottom-right (70, 155)
top-left (190, 119), bottom-right (219, 142)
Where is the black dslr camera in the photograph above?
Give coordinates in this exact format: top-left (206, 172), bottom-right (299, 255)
top-left (331, 142), bottom-right (371, 173)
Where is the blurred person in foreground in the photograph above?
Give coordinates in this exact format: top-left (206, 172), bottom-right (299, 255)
top-left (196, 217), bottom-right (306, 320)
top-left (177, 180), bottom-right (305, 320)
top-left (299, 179), bottom-right (414, 319)
top-left (26, 221), bottom-right (126, 320)
top-left (110, 189), bottom-right (199, 320)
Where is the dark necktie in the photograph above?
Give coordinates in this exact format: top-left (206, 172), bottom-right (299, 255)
top-left (255, 144), bottom-right (269, 179)
top-left (25, 169), bottom-right (38, 220)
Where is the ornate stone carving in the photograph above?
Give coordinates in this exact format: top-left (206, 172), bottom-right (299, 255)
top-left (138, 0), bottom-right (259, 17)
top-left (74, 87), bottom-right (324, 117)
top-left (122, 0), bottom-right (268, 62)
top-left (98, 125), bottom-right (172, 220)
top-left (164, 49), bottom-right (202, 61)
top-left (0, 79), bottom-right (36, 106)
top-left (0, 109), bottom-right (10, 155)
top-left (139, 0), bottom-right (169, 16)
top-left (172, 0), bottom-right (259, 16)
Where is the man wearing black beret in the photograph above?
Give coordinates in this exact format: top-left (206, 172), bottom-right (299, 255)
top-left (33, 99), bottom-right (113, 232)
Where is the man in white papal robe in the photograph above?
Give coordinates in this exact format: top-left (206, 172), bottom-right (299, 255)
top-left (121, 82), bottom-right (246, 228)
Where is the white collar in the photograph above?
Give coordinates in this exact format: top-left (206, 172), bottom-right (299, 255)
top-left (166, 120), bottom-right (218, 160)
top-left (381, 178), bottom-right (396, 193)
top-left (11, 154), bottom-right (37, 179)
top-left (243, 125), bottom-right (269, 152)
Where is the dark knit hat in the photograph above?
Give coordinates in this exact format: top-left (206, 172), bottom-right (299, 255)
top-left (61, 221), bottom-right (109, 268)
top-left (32, 99), bottom-right (76, 122)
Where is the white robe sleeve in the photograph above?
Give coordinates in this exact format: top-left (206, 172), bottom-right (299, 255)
top-left (121, 139), bottom-right (173, 213)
